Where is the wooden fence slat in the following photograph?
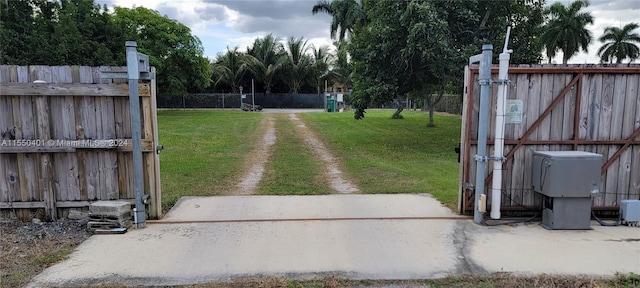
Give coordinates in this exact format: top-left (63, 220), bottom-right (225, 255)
top-left (149, 66), bottom-right (162, 218)
top-left (562, 74), bottom-right (576, 142)
top-left (631, 146), bottom-right (640, 200)
top-left (588, 73), bottom-right (603, 140)
top-left (537, 73), bottom-right (554, 150)
top-left (142, 94), bottom-right (156, 216)
top-left (620, 75), bottom-right (639, 199)
top-left (520, 74), bottom-right (542, 207)
top-left (599, 74), bottom-right (615, 141)
top-left (458, 66), bottom-right (471, 213)
top-left (616, 149), bottom-right (632, 203)
top-left (605, 75), bottom-right (629, 205)
top-left (0, 201), bottom-right (46, 209)
top-left (549, 74), bottom-right (566, 147)
top-left (102, 95), bottom-right (119, 200)
top-left (0, 65), bottom-right (9, 82)
top-left (578, 74), bottom-right (591, 140)
top-left (17, 66), bottom-right (28, 83)
top-left (0, 83), bottom-right (151, 97)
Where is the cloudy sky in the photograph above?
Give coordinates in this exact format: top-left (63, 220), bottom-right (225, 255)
top-left (96, 0), bottom-right (640, 64)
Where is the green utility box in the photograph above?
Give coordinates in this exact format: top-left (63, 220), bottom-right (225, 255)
top-left (327, 99), bottom-right (336, 112)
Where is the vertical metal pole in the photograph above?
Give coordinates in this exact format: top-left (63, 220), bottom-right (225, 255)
top-left (126, 41), bottom-right (146, 229)
top-left (239, 86), bottom-right (243, 110)
top-left (324, 80), bottom-right (328, 111)
top-left (251, 79), bottom-right (255, 109)
top-left (474, 44), bottom-right (493, 224)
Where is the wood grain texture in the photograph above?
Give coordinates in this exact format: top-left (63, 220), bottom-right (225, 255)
top-left (461, 65), bottom-right (640, 213)
top-left (0, 83), bottom-right (151, 97)
top-left (1, 65), bottom-right (161, 219)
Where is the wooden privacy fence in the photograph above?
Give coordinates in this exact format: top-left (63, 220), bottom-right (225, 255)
top-left (459, 64), bottom-right (640, 214)
top-left (0, 65), bottom-right (162, 220)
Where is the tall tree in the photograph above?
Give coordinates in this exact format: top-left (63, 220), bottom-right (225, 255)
top-left (283, 37), bottom-right (312, 93)
top-left (112, 6), bottom-right (211, 94)
top-left (244, 34), bottom-right (286, 93)
top-left (310, 45), bottom-right (333, 95)
top-left (468, 0), bottom-right (546, 64)
top-left (350, 0), bottom-right (450, 121)
top-left (346, 0), bottom-right (546, 123)
top-left (597, 23), bottom-right (640, 64)
top-left (312, 0), bottom-right (366, 41)
top-left (0, 0), bottom-right (59, 65)
top-left (52, 0), bottom-right (117, 66)
top-left (331, 40), bottom-right (352, 90)
top-left (211, 47), bottom-right (246, 93)
top-left (540, 0), bottom-right (594, 64)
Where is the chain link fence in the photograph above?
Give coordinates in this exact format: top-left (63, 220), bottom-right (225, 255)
top-left (157, 93), bottom-right (461, 114)
top-left (157, 93), bottom-right (325, 109)
top-left (428, 94), bottom-right (462, 115)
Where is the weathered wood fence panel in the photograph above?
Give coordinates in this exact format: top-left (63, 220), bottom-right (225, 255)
top-left (459, 64), bottom-right (640, 214)
top-left (0, 65), bottom-right (162, 220)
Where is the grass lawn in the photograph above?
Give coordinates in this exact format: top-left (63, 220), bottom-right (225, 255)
top-left (157, 109), bottom-right (461, 211)
top-left (258, 114), bottom-right (333, 195)
top-left (157, 109), bottom-right (261, 211)
top-left (301, 109), bottom-right (462, 208)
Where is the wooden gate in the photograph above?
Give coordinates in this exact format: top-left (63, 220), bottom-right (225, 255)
top-left (0, 65), bottom-right (162, 220)
top-left (458, 64), bottom-right (640, 214)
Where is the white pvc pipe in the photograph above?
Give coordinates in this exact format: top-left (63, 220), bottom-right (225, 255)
top-left (490, 27), bottom-right (512, 220)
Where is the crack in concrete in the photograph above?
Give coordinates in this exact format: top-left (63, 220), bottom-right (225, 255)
top-left (453, 221), bottom-right (487, 274)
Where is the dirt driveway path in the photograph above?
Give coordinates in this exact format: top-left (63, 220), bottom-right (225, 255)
top-left (231, 111), bottom-right (358, 195)
top-left (288, 113), bottom-right (359, 193)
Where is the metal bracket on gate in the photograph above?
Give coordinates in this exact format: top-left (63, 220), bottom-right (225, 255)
top-left (474, 155), bottom-right (506, 162)
top-left (478, 79), bottom-right (493, 85)
top-left (100, 52), bottom-right (155, 80)
top-left (101, 71), bottom-right (155, 80)
top-left (493, 79), bottom-right (511, 85)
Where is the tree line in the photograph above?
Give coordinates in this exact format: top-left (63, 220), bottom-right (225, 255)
top-left (2, 0), bottom-right (638, 118)
top-left (0, 0), bottom-right (211, 95)
top-left (211, 35), bottom-right (349, 95)
top-left (0, 0), bottom-right (346, 96)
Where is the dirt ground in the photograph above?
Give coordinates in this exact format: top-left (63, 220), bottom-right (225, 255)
top-left (0, 219), bottom-right (92, 287)
top-left (229, 112), bottom-right (358, 195)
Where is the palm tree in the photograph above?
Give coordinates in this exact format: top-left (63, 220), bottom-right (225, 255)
top-left (312, 0), bottom-right (366, 42)
top-left (310, 45), bottom-right (333, 95)
top-left (597, 23), bottom-right (640, 63)
top-left (330, 40), bottom-right (352, 90)
top-left (540, 0), bottom-right (594, 64)
top-left (211, 47), bottom-right (246, 93)
top-left (283, 37), bottom-right (312, 93)
top-left (244, 34), bottom-right (286, 93)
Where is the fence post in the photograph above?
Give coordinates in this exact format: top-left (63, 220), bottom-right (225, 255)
top-left (470, 44), bottom-right (493, 224)
top-left (125, 41), bottom-right (147, 229)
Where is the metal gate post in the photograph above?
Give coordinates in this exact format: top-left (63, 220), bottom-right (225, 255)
top-left (126, 41), bottom-right (146, 229)
top-left (473, 44), bottom-right (493, 224)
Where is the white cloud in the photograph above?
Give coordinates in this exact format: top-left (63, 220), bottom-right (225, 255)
top-left (96, 0), bottom-right (640, 64)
